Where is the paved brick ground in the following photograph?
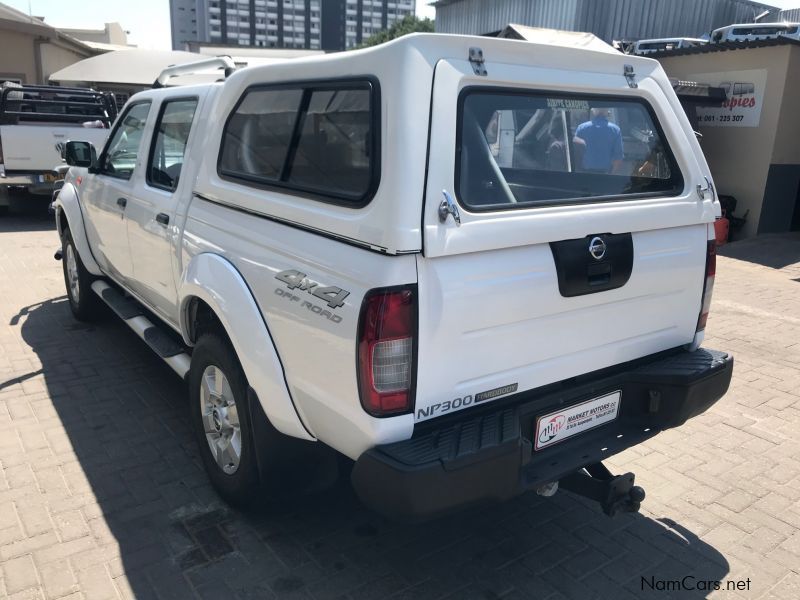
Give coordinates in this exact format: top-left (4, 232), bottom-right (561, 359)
top-left (1, 204), bottom-right (799, 599)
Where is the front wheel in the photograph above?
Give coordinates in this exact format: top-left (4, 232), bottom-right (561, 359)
top-left (62, 227), bottom-right (100, 321)
top-left (189, 332), bottom-right (261, 506)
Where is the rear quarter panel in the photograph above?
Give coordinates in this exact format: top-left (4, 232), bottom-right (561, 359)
top-left (181, 197), bottom-right (418, 459)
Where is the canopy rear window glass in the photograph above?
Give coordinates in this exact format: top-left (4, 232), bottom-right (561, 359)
top-left (456, 90), bottom-right (684, 210)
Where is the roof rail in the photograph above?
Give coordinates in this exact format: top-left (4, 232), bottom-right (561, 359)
top-left (153, 56), bottom-right (237, 88)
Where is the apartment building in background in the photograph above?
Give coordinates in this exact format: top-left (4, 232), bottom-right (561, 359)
top-left (170, 0), bottom-right (416, 52)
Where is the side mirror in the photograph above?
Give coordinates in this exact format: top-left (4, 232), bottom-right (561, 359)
top-left (64, 141), bottom-right (97, 168)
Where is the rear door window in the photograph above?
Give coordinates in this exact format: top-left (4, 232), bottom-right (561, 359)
top-left (218, 80), bottom-right (379, 206)
top-left (457, 90), bottom-right (683, 210)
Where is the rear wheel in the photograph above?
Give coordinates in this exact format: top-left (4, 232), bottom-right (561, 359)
top-left (0, 187), bottom-right (9, 215)
top-left (62, 227), bottom-right (100, 321)
top-left (189, 332), bottom-right (261, 506)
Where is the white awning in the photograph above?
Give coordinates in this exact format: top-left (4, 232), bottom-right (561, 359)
top-left (499, 24), bottom-right (620, 55)
top-left (48, 49), bottom-right (210, 86)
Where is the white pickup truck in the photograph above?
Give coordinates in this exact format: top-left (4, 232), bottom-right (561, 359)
top-left (0, 84), bottom-right (113, 209)
top-left (54, 34), bottom-right (733, 519)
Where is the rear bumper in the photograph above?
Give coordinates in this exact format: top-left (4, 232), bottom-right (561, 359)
top-left (352, 347), bottom-right (733, 520)
top-left (0, 170), bottom-right (57, 194)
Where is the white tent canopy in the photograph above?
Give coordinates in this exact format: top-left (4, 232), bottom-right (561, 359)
top-left (48, 49), bottom-right (217, 86)
top-left (499, 24), bottom-right (620, 55)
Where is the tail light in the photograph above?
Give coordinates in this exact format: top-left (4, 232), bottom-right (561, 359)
top-left (357, 286), bottom-right (417, 416)
top-left (696, 240), bottom-right (717, 332)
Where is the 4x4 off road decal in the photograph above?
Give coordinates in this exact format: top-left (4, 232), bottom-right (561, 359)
top-left (274, 269), bottom-right (349, 324)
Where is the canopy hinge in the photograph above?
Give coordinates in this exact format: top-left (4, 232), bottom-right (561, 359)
top-left (624, 64), bottom-right (638, 88)
top-left (469, 47), bottom-right (487, 76)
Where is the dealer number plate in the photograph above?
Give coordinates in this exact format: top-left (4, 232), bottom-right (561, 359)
top-left (534, 391), bottom-right (621, 451)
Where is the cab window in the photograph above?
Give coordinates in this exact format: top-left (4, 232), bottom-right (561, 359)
top-left (100, 102), bottom-right (152, 180)
top-left (147, 98), bottom-right (198, 191)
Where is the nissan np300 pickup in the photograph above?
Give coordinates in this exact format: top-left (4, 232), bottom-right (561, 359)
top-left (53, 34), bottom-right (732, 519)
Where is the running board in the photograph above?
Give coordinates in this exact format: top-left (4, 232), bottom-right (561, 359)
top-left (91, 280), bottom-right (191, 378)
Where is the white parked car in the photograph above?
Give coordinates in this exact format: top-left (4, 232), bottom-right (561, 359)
top-left (53, 34), bottom-right (733, 519)
top-left (711, 22), bottom-right (800, 43)
top-left (0, 84), bottom-right (113, 209)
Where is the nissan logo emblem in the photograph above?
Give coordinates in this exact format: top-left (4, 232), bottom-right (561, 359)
top-left (589, 237), bottom-right (606, 260)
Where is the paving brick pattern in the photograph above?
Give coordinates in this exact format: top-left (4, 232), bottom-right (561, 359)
top-left (1, 207), bottom-right (799, 599)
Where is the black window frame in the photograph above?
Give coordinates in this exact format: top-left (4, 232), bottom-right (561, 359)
top-left (454, 86), bottom-right (686, 212)
top-left (146, 95), bottom-right (200, 192)
top-left (97, 100), bottom-right (153, 181)
top-left (217, 76), bottom-right (381, 208)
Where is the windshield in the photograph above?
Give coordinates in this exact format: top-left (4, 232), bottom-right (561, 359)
top-left (456, 90), bottom-right (684, 210)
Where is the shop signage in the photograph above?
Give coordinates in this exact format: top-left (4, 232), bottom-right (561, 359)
top-left (688, 69), bottom-right (768, 128)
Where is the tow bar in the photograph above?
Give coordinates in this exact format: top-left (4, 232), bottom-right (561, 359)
top-left (559, 462), bottom-right (646, 517)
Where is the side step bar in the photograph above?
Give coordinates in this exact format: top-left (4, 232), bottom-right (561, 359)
top-left (91, 280), bottom-right (191, 378)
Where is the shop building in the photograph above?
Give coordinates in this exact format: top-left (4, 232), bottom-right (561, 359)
top-left (654, 38), bottom-right (800, 237)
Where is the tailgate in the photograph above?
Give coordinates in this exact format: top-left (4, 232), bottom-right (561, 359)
top-left (414, 57), bottom-right (717, 423)
top-left (0, 124), bottom-right (108, 171)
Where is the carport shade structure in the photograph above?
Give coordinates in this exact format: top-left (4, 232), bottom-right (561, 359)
top-left (47, 49), bottom-right (217, 88)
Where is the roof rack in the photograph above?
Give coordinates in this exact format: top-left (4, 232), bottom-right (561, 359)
top-left (153, 56), bottom-right (237, 88)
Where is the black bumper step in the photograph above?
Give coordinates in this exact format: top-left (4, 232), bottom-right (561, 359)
top-left (352, 347), bottom-right (733, 520)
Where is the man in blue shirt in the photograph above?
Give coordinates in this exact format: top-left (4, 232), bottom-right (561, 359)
top-left (574, 108), bottom-right (624, 174)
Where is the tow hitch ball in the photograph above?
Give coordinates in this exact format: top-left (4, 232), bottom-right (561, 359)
top-left (559, 462), bottom-right (646, 517)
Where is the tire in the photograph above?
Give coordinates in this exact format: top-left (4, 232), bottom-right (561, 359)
top-left (189, 332), bottom-right (261, 507)
top-left (62, 227), bottom-right (100, 321)
top-left (0, 187), bottom-right (9, 215)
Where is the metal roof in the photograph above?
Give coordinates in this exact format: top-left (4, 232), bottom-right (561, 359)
top-left (767, 7), bottom-right (800, 22)
top-left (645, 35), bottom-right (800, 58)
top-left (432, 0), bottom-right (781, 42)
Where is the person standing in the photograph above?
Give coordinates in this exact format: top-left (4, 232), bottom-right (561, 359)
top-left (573, 108), bottom-right (624, 174)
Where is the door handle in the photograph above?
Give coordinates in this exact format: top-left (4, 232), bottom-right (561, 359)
top-left (116, 197), bottom-right (127, 208)
top-left (155, 213), bottom-right (170, 226)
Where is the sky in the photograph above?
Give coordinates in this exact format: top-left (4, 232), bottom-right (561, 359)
top-left (1, 0), bottom-right (796, 50)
